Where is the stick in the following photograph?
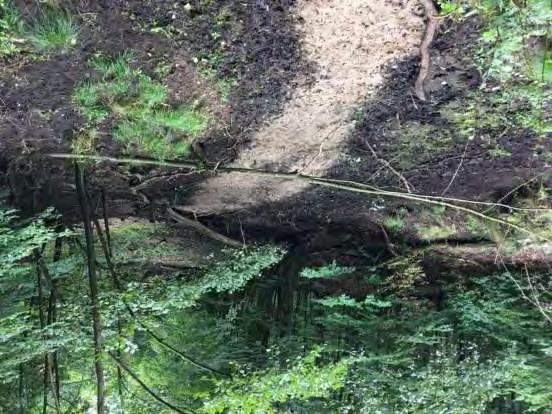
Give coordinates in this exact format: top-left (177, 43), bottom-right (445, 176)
top-left (364, 140), bottom-right (413, 193)
top-left (441, 139), bottom-right (469, 196)
top-left (167, 208), bottom-right (242, 248)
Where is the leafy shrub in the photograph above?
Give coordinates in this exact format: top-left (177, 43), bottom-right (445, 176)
top-left (477, 0), bottom-right (552, 83)
top-left (201, 347), bottom-right (354, 414)
top-left (300, 260), bottom-right (356, 279)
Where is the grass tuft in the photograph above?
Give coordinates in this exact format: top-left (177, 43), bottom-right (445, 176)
top-left (0, 0), bottom-right (23, 56)
top-left (73, 53), bottom-right (209, 159)
top-left (26, 6), bottom-right (76, 52)
top-left (92, 52), bottom-right (135, 80)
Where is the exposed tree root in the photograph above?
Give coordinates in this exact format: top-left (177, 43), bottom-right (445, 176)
top-left (414, 0), bottom-right (439, 101)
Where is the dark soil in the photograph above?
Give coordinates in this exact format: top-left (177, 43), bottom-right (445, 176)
top-left (1, 4), bottom-right (550, 275)
top-left (167, 16), bottom-right (551, 256)
top-left (0, 0), bottom-right (308, 217)
top-left (341, 18), bottom-right (551, 200)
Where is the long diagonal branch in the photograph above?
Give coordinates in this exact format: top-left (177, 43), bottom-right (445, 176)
top-left (51, 153), bottom-right (552, 243)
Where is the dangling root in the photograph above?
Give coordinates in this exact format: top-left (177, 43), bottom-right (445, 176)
top-left (414, 0), bottom-right (439, 101)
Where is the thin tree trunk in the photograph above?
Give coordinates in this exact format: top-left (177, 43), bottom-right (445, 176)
top-left (35, 252), bottom-right (49, 414)
top-left (48, 236), bottom-right (63, 412)
top-left (19, 364), bottom-right (25, 414)
top-left (101, 189), bottom-right (112, 256)
top-left (74, 162), bottom-right (106, 414)
top-left (117, 316), bottom-right (125, 414)
top-left (94, 203), bottom-right (125, 412)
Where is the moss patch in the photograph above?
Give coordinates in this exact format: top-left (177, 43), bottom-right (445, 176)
top-left (389, 122), bottom-right (452, 169)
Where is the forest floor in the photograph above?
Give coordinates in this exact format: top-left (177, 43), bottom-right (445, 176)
top-left (0, 0), bottom-right (551, 273)
top-left (1, 2), bottom-right (552, 411)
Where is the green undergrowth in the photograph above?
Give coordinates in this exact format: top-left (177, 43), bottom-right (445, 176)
top-left (291, 266), bottom-right (552, 412)
top-left (2, 208), bottom-right (552, 412)
top-left (73, 52), bottom-right (209, 159)
top-left (108, 221), bottom-right (184, 263)
top-left (0, 0), bottom-right (22, 55)
top-left (441, 84), bottom-right (552, 139)
top-left (300, 260), bottom-right (356, 279)
top-left (0, 1), bottom-right (76, 56)
top-left (475, 0), bottom-right (552, 84)
top-left (400, 0), bottom-right (552, 162)
top-left (458, 0), bottom-right (550, 151)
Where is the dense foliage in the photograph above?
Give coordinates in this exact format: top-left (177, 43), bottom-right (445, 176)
top-left (1, 208), bottom-right (551, 413)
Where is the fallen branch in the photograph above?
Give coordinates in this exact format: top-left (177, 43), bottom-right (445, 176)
top-left (167, 207), bottom-right (243, 248)
top-left (47, 153), bottom-right (548, 211)
top-left (50, 153), bottom-right (552, 243)
top-left (414, 0), bottom-right (439, 101)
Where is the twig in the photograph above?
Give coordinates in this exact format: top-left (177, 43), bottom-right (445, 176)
top-left (501, 260), bottom-right (552, 324)
top-left (378, 224), bottom-right (399, 257)
top-left (414, 0), bottom-right (440, 101)
top-left (483, 171), bottom-right (550, 214)
top-left (441, 139), bottom-right (469, 196)
top-left (409, 90), bottom-right (420, 110)
top-left (364, 141), bottom-right (413, 193)
top-left (299, 124), bottom-right (342, 174)
top-left (108, 352), bottom-right (195, 414)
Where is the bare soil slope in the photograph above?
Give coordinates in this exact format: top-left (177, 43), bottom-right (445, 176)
top-left (181, 0), bottom-right (423, 214)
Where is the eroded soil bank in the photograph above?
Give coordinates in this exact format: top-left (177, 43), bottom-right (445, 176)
top-left (1, 0), bottom-right (551, 275)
